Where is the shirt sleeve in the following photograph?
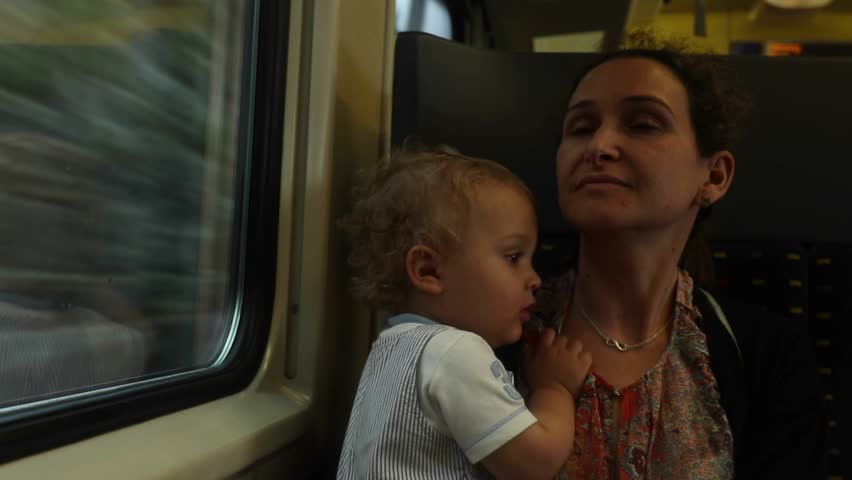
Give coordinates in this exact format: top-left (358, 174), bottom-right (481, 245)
top-left (419, 329), bottom-right (537, 464)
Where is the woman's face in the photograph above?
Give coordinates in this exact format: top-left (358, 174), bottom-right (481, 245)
top-left (556, 57), bottom-right (714, 235)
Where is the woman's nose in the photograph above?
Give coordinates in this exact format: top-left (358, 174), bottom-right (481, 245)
top-left (585, 125), bottom-right (620, 163)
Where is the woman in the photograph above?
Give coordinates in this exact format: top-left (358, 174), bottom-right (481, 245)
top-left (528, 32), bottom-right (827, 478)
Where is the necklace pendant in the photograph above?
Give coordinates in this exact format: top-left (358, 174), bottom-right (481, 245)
top-left (605, 338), bottom-right (628, 351)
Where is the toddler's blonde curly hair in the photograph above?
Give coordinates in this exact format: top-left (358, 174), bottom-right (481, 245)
top-left (339, 144), bottom-right (534, 312)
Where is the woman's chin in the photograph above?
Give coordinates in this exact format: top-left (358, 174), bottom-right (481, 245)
top-left (563, 207), bottom-right (635, 231)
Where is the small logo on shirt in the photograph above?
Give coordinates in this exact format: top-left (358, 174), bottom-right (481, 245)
top-left (490, 360), bottom-right (522, 401)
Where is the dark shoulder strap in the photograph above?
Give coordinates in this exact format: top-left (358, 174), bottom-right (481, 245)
top-left (698, 289), bottom-right (742, 362)
top-left (693, 288), bottom-right (747, 458)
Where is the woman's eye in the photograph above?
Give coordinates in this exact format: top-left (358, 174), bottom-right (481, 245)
top-left (563, 116), bottom-right (596, 136)
top-left (626, 113), bottom-right (664, 132)
top-left (566, 126), bottom-right (594, 136)
top-left (506, 253), bottom-right (521, 263)
top-left (564, 121), bottom-right (595, 136)
top-left (630, 122), bottom-right (659, 131)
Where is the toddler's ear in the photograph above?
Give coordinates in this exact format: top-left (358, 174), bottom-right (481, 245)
top-left (405, 245), bottom-right (443, 295)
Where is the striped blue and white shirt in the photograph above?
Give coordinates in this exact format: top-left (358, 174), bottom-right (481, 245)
top-left (337, 314), bottom-right (536, 479)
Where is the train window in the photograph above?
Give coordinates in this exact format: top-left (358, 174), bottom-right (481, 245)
top-left (396, 0), bottom-right (454, 40)
top-left (0, 0), bottom-right (266, 423)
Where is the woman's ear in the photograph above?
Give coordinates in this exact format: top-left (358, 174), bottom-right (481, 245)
top-left (405, 245), bottom-right (444, 295)
top-left (697, 150), bottom-right (735, 206)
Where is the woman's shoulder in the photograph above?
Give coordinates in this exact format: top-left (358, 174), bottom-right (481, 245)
top-left (699, 290), bottom-right (829, 478)
top-left (698, 288), bottom-right (821, 396)
top-left (698, 289), bottom-right (808, 348)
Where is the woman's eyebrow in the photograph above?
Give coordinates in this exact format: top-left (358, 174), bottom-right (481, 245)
top-left (567, 95), bottom-right (674, 115)
top-left (621, 95), bottom-right (674, 115)
top-left (566, 99), bottom-right (595, 113)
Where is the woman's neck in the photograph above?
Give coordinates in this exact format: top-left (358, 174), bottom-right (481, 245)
top-left (571, 229), bottom-right (687, 343)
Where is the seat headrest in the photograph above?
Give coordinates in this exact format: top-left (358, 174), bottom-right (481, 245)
top-left (392, 32), bottom-right (852, 244)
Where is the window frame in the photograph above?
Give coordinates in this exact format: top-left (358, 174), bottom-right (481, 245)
top-left (0, 0), bottom-right (289, 463)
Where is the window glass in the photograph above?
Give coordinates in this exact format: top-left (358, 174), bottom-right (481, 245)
top-left (396, 0), bottom-right (453, 40)
top-left (0, 0), bottom-right (254, 413)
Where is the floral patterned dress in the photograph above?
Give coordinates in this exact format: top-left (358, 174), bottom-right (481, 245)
top-left (531, 270), bottom-right (735, 480)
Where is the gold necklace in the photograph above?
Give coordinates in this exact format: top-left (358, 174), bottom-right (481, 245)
top-left (577, 300), bottom-right (672, 352)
